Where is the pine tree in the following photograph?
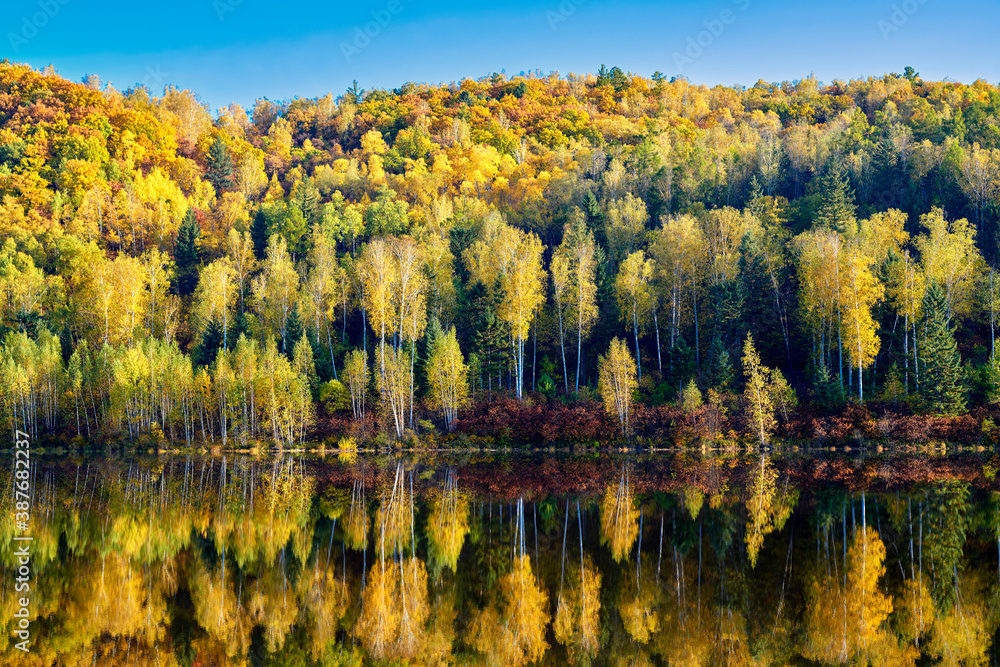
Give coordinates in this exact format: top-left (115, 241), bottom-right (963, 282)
top-left (195, 317), bottom-right (224, 366)
top-left (814, 160), bottom-right (857, 235)
top-left (707, 335), bottom-right (734, 391)
top-left (175, 208), bottom-right (201, 295)
top-left (283, 304), bottom-right (303, 357)
top-left (205, 135), bottom-right (234, 193)
top-left (251, 208), bottom-right (269, 261)
top-left (919, 282), bottom-right (967, 415)
top-left (292, 177), bottom-right (319, 223)
top-left (811, 364), bottom-right (844, 413)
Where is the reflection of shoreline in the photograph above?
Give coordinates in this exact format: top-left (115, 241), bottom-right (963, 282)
top-left (0, 456), bottom-right (994, 665)
top-left (7, 451), bottom-right (998, 498)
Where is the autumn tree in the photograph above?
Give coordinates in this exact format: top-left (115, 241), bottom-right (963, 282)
top-left (464, 218), bottom-right (545, 399)
top-left (252, 235), bottom-right (300, 354)
top-left (426, 326), bottom-right (468, 431)
top-left (614, 250), bottom-right (654, 381)
top-left (598, 337), bottom-right (638, 436)
top-left (553, 210), bottom-right (601, 392)
top-left (742, 333), bottom-right (775, 445)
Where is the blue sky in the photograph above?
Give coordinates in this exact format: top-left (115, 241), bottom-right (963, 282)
top-left (3, 0), bottom-right (998, 112)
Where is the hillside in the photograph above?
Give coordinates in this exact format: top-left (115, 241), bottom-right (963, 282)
top-left (0, 60), bottom-right (999, 444)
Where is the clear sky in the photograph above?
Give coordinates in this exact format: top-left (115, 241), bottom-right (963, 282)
top-left (3, 0), bottom-right (998, 112)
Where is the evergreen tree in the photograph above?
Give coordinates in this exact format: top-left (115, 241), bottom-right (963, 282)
top-left (711, 279), bottom-right (745, 348)
top-left (283, 304), bottom-right (303, 357)
top-left (814, 160), bottom-right (857, 235)
top-left (667, 335), bottom-right (695, 387)
top-left (195, 318), bottom-right (224, 366)
top-left (175, 208), bottom-right (201, 295)
top-left (583, 190), bottom-right (603, 231)
top-left (292, 176), bottom-right (319, 223)
top-left (811, 364), bottom-right (844, 413)
top-left (707, 335), bottom-right (734, 391)
top-left (251, 208), bottom-right (269, 261)
top-left (309, 330), bottom-right (333, 383)
top-left (919, 282), bottom-right (967, 415)
top-left (205, 135), bottom-right (234, 193)
top-left (230, 308), bottom-right (249, 345)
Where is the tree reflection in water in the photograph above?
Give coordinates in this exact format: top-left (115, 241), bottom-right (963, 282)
top-left (3, 455), bottom-right (1000, 665)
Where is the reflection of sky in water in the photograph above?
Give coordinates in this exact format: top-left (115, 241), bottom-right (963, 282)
top-left (0, 454), bottom-right (996, 665)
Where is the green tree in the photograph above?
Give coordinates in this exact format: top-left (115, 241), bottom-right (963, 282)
top-left (919, 282), bottom-right (967, 415)
top-left (251, 208), bottom-right (269, 261)
top-left (707, 335), bottom-right (734, 391)
top-left (284, 305), bottom-right (304, 358)
top-left (175, 208), bottom-right (201, 295)
top-left (205, 135), bottom-right (234, 193)
top-left (814, 160), bottom-right (857, 235)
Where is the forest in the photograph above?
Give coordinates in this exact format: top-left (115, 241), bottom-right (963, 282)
top-left (0, 60), bottom-right (999, 445)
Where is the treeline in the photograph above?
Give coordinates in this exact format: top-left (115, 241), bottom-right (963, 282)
top-left (1, 61), bottom-right (1000, 442)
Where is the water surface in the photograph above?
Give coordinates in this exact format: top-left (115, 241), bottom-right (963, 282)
top-left (2, 452), bottom-right (999, 665)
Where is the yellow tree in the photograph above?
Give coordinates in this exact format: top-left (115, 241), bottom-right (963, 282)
top-left (604, 192), bottom-right (649, 268)
top-left (742, 333), bottom-right (775, 446)
top-left (615, 250), bottom-right (654, 381)
top-left (426, 326), bottom-right (469, 431)
top-left (359, 237), bottom-right (398, 375)
top-left (700, 206), bottom-right (759, 287)
top-left (794, 229), bottom-right (844, 380)
top-left (886, 248), bottom-right (925, 393)
top-left (552, 250), bottom-right (572, 392)
top-left (600, 468), bottom-right (640, 562)
top-left (598, 337), bottom-right (638, 436)
top-left (343, 349), bottom-right (368, 423)
top-left (554, 555), bottom-right (602, 665)
top-left (804, 525), bottom-right (893, 663)
top-left (552, 210), bottom-right (602, 392)
top-left (302, 231), bottom-right (344, 375)
top-left (841, 244), bottom-right (883, 401)
top-left (194, 259), bottom-right (236, 349)
top-left (226, 228), bottom-right (256, 312)
top-left (140, 248), bottom-right (172, 338)
top-left (252, 235), bottom-right (300, 353)
top-left (464, 217), bottom-right (545, 399)
top-left (916, 208), bottom-right (982, 320)
top-left (379, 343), bottom-right (411, 439)
top-left (392, 236), bottom-right (428, 427)
top-left (957, 142), bottom-right (1000, 231)
top-left (650, 213), bottom-right (706, 366)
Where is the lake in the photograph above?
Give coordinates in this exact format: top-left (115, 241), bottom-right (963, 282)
top-left (2, 451), bottom-right (998, 665)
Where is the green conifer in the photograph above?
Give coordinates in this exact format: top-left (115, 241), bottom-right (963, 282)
top-left (707, 335), bottom-right (734, 391)
top-left (195, 318), bottom-right (224, 366)
top-left (251, 208), bottom-right (269, 261)
top-left (175, 208), bottom-right (200, 295)
top-left (283, 305), bottom-right (303, 357)
top-left (814, 160), bottom-right (857, 235)
top-left (919, 282), bottom-right (967, 415)
top-left (205, 135), bottom-right (234, 193)
top-left (811, 363), bottom-right (844, 413)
